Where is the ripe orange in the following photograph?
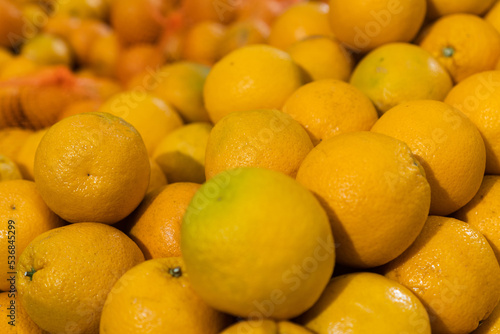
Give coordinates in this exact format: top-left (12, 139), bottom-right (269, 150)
top-left (205, 109), bottom-right (313, 179)
top-left (203, 44), bottom-right (307, 123)
top-left (0, 155), bottom-right (22, 181)
top-left (384, 216), bottom-right (500, 334)
top-left (182, 20), bottom-right (226, 66)
top-left (220, 320), bottom-right (314, 334)
top-left (147, 158), bottom-right (167, 194)
top-left (100, 257), bottom-right (231, 334)
top-left (0, 179), bottom-right (64, 291)
top-left (428, 0), bottom-right (496, 19)
top-left (15, 128), bottom-right (48, 180)
top-left (419, 14), bottom-right (500, 83)
top-left (87, 32), bottom-right (122, 78)
top-left (444, 70), bottom-right (500, 174)
top-left (218, 20), bottom-right (270, 58)
top-left (57, 99), bottom-right (102, 121)
top-left (287, 36), bottom-right (353, 82)
top-left (472, 301), bottom-right (500, 333)
top-left (66, 19), bottom-right (111, 66)
top-left (371, 100), bottom-right (486, 215)
top-left (297, 272), bottom-right (431, 333)
top-left (329, 0), bottom-right (427, 52)
top-left (282, 79), bottom-right (378, 145)
top-left (17, 223), bottom-right (144, 334)
top-left (34, 112), bottom-right (150, 224)
top-left (124, 183), bottom-right (200, 259)
top-left (296, 131), bottom-right (430, 268)
top-left (181, 167), bottom-right (334, 319)
top-left (115, 43), bottom-right (165, 85)
top-left (0, 292), bottom-right (45, 333)
top-left (0, 128), bottom-right (33, 160)
top-left (350, 43), bottom-right (453, 114)
top-left (268, 2), bottom-right (333, 50)
top-left (20, 33), bottom-right (73, 67)
top-left (0, 0), bottom-right (23, 49)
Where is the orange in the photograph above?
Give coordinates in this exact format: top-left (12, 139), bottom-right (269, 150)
top-left (287, 36), bottom-right (353, 82)
top-left (0, 56), bottom-right (40, 80)
top-left (100, 257), bottom-right (231, 334)
top-left (444, 70), bottom-right (500, 174)
top-left (472, 301), bottom-right (500, 333)
top-left (153, 122), bottom-right (212, 184)
top-left (181, 167), bottom-right (334, 319)
top-left (15, 128), bottom-right (47, 180)
top-left (76, 74), bottom-right (122, 101)
top-left (87, 32), bottom-right (121, 78)
top-left (282, 79), bottom-right (378, 145)
top-left (0, 47), bottom-right (13, 70)
top-left (218, 20), bottom-right (270, 58)
top-left (150, 61), bottom-right (211, 123)
top-left (17, 223), bottom-right (144, 334)
top-left (486, 1), bottom-right (500, 35)
top-left (329, 0), bottom-right (426, 53)
top-left (0, 292), bottom-right (45, 333)
top-left (268, 2), bottom-right (333, 50)
top-left (297, 131), bottom-right (430, 268)
top-left (453, 175), bottom-right (500, 263)
top-left (419, 14), bottom-right (500, 83)
top-left (0, 128), bottom-right (33, 160)
top-left (116, 43), bottom-right (165, 85)
top-left (53, 0), bottom-right (109, 20)
top-left (0, 0), bottom-right (23, 49)
top-left (181, 0), bottom-right (237, 25)
top-left (43, 14), bottom-right (82, 41)
top-left (349, 43), bottom-right (453, 114)
top-left (110, 0), bottom-right (163, 45)
top-left (205, 109), bottom-right (313, 179)
top-left (20, 33), bottom-right (73, 67)
top-left (428, 0), bottom-right (496, 19)
top-left (203, 44), bottom-right (307, 123)
top-left (147, 158), bottom-right (167, 194)
top-left (371, 100), bottom-right (486, 216)
top-left (98, 92), bottom-right (183, 155)
top-left (384, 216), bottom-right (500, 334)
top-left (57, 99), bottom-right (102, 121)
top-left (67, 19), bottom-right (111, 66)
top-left (34, 112), bottom-right (150, 224)
top-left (182, 20), bottom-right (226, 66)
top-left (0, 180), bottom-right (63, 291)
top-left (124, 182), bottom-right (200, 259)
top-left (297, 272), bottom-right (431, 334)
top-left (220, 320), bottom-right (314, 334)
top-left (0, 154), bottom-right (22, 181)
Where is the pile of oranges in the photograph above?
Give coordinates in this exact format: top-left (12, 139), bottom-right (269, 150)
top-left (1, 0), bottom-right (500, 333)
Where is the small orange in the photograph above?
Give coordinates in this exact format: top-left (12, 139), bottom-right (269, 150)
top-left (0, 0), bottom-right (23, 49)
top-left (287, 36), bottom-right (353, 82)
top-left (53, 0), bottom-right (109, 20)
top-left (203, 44), bottom-right (307, 123)
top-left (428, 0), bottom-right (496, 19)
top-left (384, 216), bottom-right (500, 334)
top-left (205, 109), bottom-right (313, 179)
top-left (419, 14), bottom-right (500, 83)
top-left (0, 56), bottom-right (40, 80)
top-left (0, 128), bottom-right (33, 161)
top-left (20, 33), bottom-right (73, 67)
top-left (115, 43), bottom-right (165, 85)
top-left (34, 112), bottom-right (150, 224)
top-left (125, 182), bottom-right (200, 259)
top-left (181, 0), bottom-right (236, 25)
top-left (329, 0), bottom-right (427, 53)
top-left (67, 19), bottom-right (111, 66)
top-left (0, 47), bottom-right (13, 70)
top-left (182, 20), bottom-right (226, 66)
top-left (444, 70), bottom-right (500, 174)
top-left (268, 2), bottom-right (333, 50)
top-left (282, 79), bottom-right (378, 145)
top-left (0, 155), bottom-right (22, 181)
top-left (100, 257), bottom-right (231, 334)
top-left (17, 223), bottom-right (145, 334)
top-left (87, 32), bottom-right (122, 78)
top-left (0, 180), bottom-right (64, 292)
top-left (218, 20), bottom-right (270, 58)
top-left (14, 128), bottom-right (48, 180)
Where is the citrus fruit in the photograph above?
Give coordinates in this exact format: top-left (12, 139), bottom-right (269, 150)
top-left (329, 0), bottom-right (426, 52)
top-left (54, 0), bottom-right (109, 20)
top-left (0, 154), bottom-right (22, 181)
top-left (0, 128), bottom-right (32, 160)
top-left (0, 57), bottom-right (40, 80)
top-left (453, 175), bottom-right (500, 263)
top-left (116, 43), bottom-right (165, 85)
top-left (98, 92), bottom-right (183, 155)
top-left (296, 131), bottom-right (430, 268)
top-left (371, 100), bottom-right (486, 216)
top-left (87, 32), bottom-right (121, 78)
top-left (15, 128), bottom-right (47, 180)
top-left (220, 320), bottom-right (314, 334)
top-left (150, 61), bottom-right (211, 123)
top-left (0, 179), bottom-right (63, 291)
top-left (57, 99), bottom-right (102, 121)
top-left (0, 292), bottom-right (45, 333)
top-left (125, 182), bottom-right (200, 259)
top-left (350, 43), bottom-right (453, 114)
top-left (419, 14), bottom-right (500, 83)
top-left (66, 18), bottom-right (111, 66)
top-left (0, 0), bottom-right (23, 49)
top-left (297, 272), bottom-right (431, 334)
top-left (428, 0), bottom-right (496, 19)
top-left (182, 20), bottom-right (226, 65)
top-left (33, 112), bottom-right (150, 224)
top-left (0, 47), bottom-right (13, 70)
top-left (282, 79), bottom-right (378, 145)
top-left (181, 167), bottom-right (335, 319)
top-left (444, 70), bottom-right (500, 174)
top-left (203, 44), bottom-right (307, 123)
top-left (268, 2), bottom-right (332, 50)
top-left (384, 216), bottom-right (500, 334)
top-left (486, 1), bottom-right (500, 34)
top-left (17, 223), bottom-right (144, 334)
top-left (218, 20), bottom-right (270, 58)
top-left (472, 301), bottom-right (500, 334)
top-left (20, 33), bottom-right (73, 67)
top-left (100, 257), bottom-right (231, 334)
top-left (205, 109), bottom-right (313, 179)
top-left (287, 36), bottom-right (353, 82)
top-left (153, 122), bottom-right (212, 184)
top-left (147, 158), bottom-right (167, 194)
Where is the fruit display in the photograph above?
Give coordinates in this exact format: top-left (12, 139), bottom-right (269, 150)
top-left (1, 0), bottom-right (500, 333)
